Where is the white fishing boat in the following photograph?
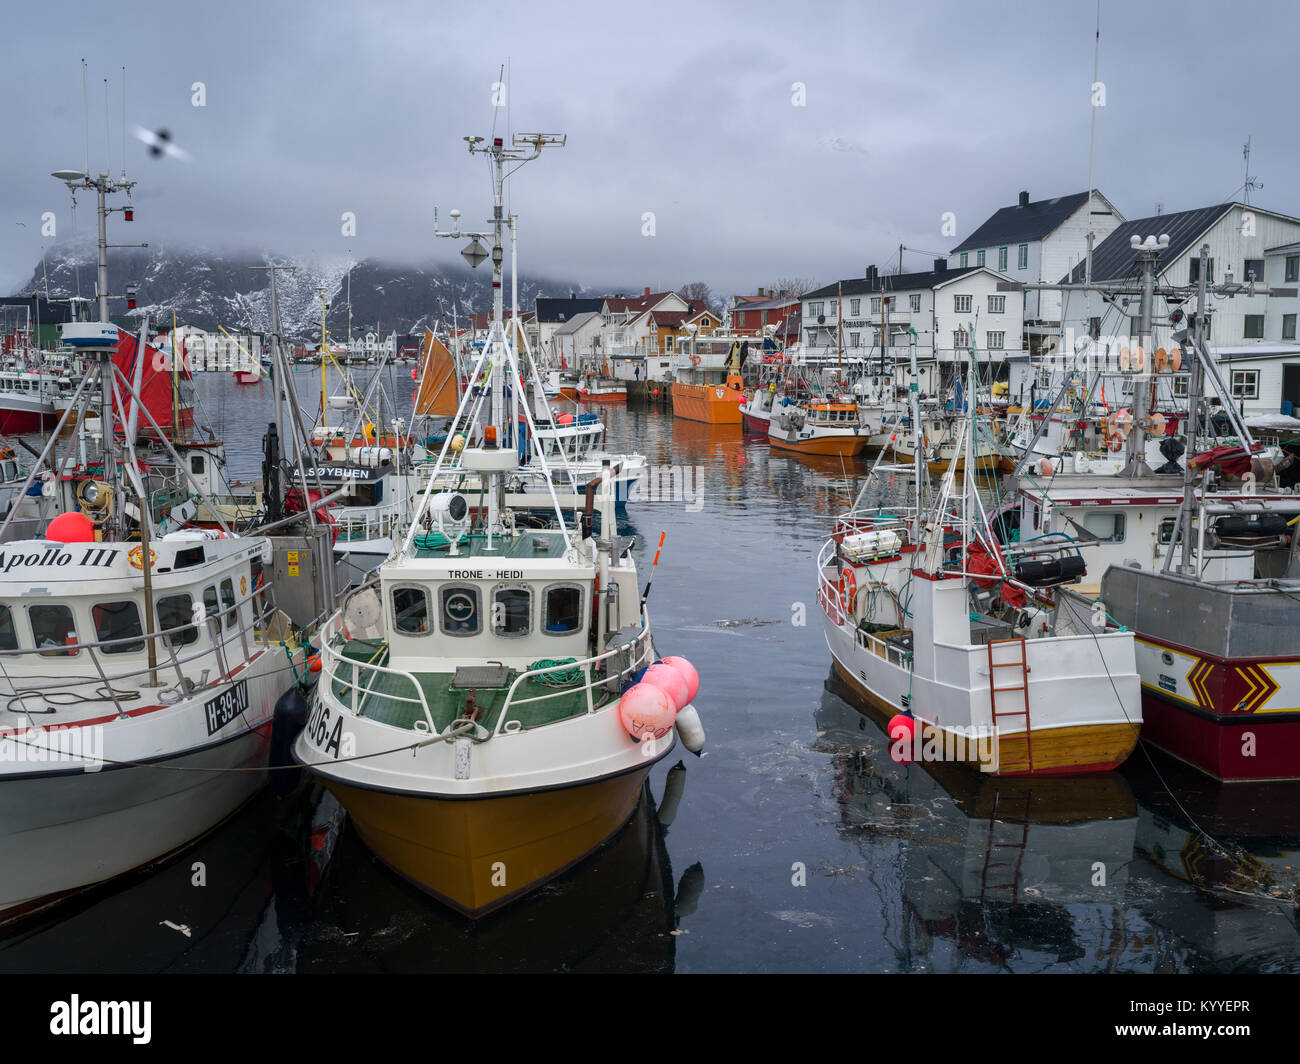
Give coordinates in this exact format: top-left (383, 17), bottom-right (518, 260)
top-left (817, 351), bottom-right (1141, 776)
top-left (294, 129), bottom-right (705, 917)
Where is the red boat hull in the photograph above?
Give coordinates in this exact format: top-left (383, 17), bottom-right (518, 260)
top-left (741, 409), bottom-right (770, 434)
top-left (1140, 689), bottom-right (1300, 782)
top-left (0, 408), bottom-right (53, 435)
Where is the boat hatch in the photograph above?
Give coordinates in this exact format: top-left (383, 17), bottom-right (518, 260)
top-left (452, 664), bottom-right (511, 688)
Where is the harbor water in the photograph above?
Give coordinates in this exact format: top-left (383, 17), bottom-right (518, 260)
top-left (2, 366), bottom-right (1298, 973)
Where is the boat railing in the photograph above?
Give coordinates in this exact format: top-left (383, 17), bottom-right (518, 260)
top-left (492, 619), bottom-right (656, 736)
top-left (0, 579), bottom-right (288, 719)
top-left (317, 610), bottom-right (436, 733)
top-left (334, 502), bottom-right (405, 543)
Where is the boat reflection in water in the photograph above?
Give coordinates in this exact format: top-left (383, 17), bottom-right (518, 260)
top-left (0, 766), bottom-right (701, 973)
top-left (815, 671), bottom-right (1139, 971)
top-left (1122, 750), bottom-right (1300, 972)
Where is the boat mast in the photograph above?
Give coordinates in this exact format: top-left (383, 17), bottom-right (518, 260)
top-left (1177, 241), bottom-right (1211, 575)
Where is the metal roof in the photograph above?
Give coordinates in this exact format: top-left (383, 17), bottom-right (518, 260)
top-left (951, 192), bottom-right (1091, 253)
top-left (804, 265), bottom-right (982, 300)
top-left (1064, 204), bottom-right (1235, 283)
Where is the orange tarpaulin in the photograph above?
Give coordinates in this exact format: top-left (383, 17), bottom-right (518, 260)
top-left (414, 328), bottom-right (459, 416)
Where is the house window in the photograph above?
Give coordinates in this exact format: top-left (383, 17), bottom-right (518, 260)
top-left (1017, 244), bottom-right (1029, 270)
top-left (909, 294), bottom-right (921, 312)
top-left (1244, 315), bottom-right (1265, 339)
top-left (93, 600), bottom-right (145, 654)
top-left (392, 586), bottom-right (431, 635)
top-left (988, 295), bottom-right (1005, 314)
top-left (1244, 259), bottom-right (1265, 283)
top-left (960, 253), bottom-right (969, 267)
top-left (1287, 255), bottom-right (1299, 283)
top-left (953, 329), bottom-right (969, 348)
top-left (1189, 257), bottom-right (1214, 284)
top-left (986, 331), bottom-right (1005, 350)
top-left (849, 332), bottom-right (861, 347)
top-left (663, 337), bottom-right (672, 352)
top-left (1284, 314), bottom-right (1297, 340)
top-left (870, 296), bottom-right (881, 314)
top-left (1172, 374), bottom-right (1189, 398)
top-left (998, 247), bottom-right (1008, 271)
top-left (809, 302), bottom-right (823, 319)
top-left (954, 295), bottom-right (972, 314)
top-left (977, 250), bottom-right (986, 266)
top-left (826, 302), bottom-right (836, 318)
top-left (1231, 370), bottom-right (1259, 399)
top-left (850, 298), bottom-right (861, 315)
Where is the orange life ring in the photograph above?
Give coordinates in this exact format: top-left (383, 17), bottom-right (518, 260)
top-left (689, 354), bottom-right (701, 366)
top-left (1107, 431), bottom-right (1125, 452)
top-left (1118, 346), bottom-right (1131, 372)
top-left (839, 569), bottom-right (857, 615)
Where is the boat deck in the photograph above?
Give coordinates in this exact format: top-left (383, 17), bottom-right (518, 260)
top-left (410, 531), bottom-right (569, 561)
top-left (332, 639), bottom-right (613, 732)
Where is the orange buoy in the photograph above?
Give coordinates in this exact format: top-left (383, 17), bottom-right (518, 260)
top-left (308, 652), bottom-right (322, 674)
top-left (1168, 347), bottom-right (1182, 372)
top-left (1132, 345), bottom-right (1146, 372)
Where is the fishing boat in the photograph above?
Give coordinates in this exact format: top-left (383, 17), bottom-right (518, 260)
top-left (1094, 253), bottom-right (1300, 781)
top-left (0, 312), bottom-right (314, 924)
top-left (817, 349), bottom-right (1141, 776)
top-left (768, 398), bottom-right (870, 457)
top-left (294, 130), bottom-right (706, 918)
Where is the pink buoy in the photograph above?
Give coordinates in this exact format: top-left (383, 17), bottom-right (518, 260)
top-left (45, 511), bottom-right (96, 544)
top-left (887, 713), bottom-right (916, 765)
top-left (642, 662), bottom-right (689, 711)
top-left (659, 655), bottom-right (699, 705)
top-left (618, 683), bottom-right (676, 742)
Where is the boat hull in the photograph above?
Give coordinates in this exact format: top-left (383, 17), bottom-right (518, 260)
top-left (768, 432), bottom-right (868, 457)
top-left (0, 406), bottom-right (54, 435)
top-left (0, 726), bottom-right (271, 924)
top-left (739, 406), bottom-right (771, 434)
top-left (672, 381), bottom-right (744, 425)
top-left (321, 764), bottom-right (654, 917)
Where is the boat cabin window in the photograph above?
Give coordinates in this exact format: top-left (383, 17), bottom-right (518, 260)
top-left (440, 585), bottom-right (481, 636)
top-left (350, 481), bottom-right (384, 508)
top-left (493, 585), bottom-right (531, 637)
top-left (174, 545), bottom-right (205, 569)
top-left (1, 460), bottom-right (15, 480)
top-left (220, 578), bottom-right (238, 628)
top-left (157, 593), bottom-right (199, 646)
top-left (29, 603), bottom-right (78, 656)
top-left (190, 454), bottom-right (205, 476)
top-left (543, 584), bottom-right (583, 635)
top-left (1081, 511), bottom-right (1126, 543)
top-left (0, 605), bottom-right (17, 651)
top-left (1159, 517), bottom-right (1177, 545)
top-left (392, 586), bottom-right (431, 635)
top-left (93, 600), bottom-right (145, 654)
top-left (203, 585), bottom-right (220, 628)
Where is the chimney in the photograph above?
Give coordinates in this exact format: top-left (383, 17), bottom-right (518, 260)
top-left (1018, 190), bottom-right (1029, 208)
top-left (757, 286), bottom-right (765, 297)
top-left (864, 265), bottom-right (878, 284)
top-left (934, 258), bottom-right (947, 273)
top-left (644, 286), bottom-right (650, 299)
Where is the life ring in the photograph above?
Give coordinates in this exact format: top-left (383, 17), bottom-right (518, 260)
top-left (1168, 346), bottom-right (1182, 372)
top-left (689, 354), bottom-right (701, 366)
top-left (1148, 412), bottom-right (1166, 436)
top-left (839, 569), bottom-right (857, 615)
top-left (1107, 431), bottom-right (1125, 452)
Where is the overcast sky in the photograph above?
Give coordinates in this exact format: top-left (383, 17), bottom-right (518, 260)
top-left (3, 0), bottom-right (1297, 298)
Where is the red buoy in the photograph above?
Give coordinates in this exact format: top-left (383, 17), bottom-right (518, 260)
top-left (887, 713), bottom-right (916, 764)
top-left (45, 511), bottom-right (96, 544)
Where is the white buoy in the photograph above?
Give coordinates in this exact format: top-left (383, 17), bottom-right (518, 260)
top-left (675, 704), bottom-right (706, 755)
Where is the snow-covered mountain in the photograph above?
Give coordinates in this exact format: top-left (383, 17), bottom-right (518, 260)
top-left (19, 245), bottom-right (615, 338)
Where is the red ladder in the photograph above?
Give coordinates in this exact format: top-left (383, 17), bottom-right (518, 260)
top-left (987, 637), bottom-right (1032, 774)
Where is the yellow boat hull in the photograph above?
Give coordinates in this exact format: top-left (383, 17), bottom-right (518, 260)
top-left (324, 766), bottom-right (654, 917)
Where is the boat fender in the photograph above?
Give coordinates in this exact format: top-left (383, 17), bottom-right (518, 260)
top-left (888, 713), bottom-right (916, 764)
top-left (618, 683), bottom-right (675, 742)
top-left (659, 655), bottom-right (700, 704)
top-left (269, 686), bottom-right (311, 795)
top-left (674, 703), bottom-right (706, 755)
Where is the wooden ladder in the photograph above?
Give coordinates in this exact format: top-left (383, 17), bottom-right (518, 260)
top-left (987, 637), bottom-right (1032, 774)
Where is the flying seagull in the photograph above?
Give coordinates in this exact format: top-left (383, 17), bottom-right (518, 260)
top-left (133, 126), bottom-right (191, 162)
